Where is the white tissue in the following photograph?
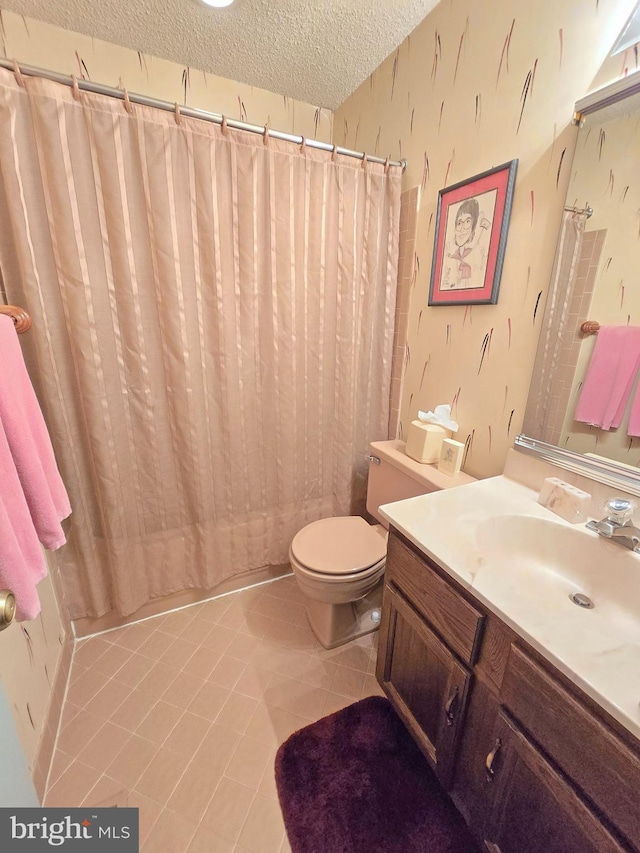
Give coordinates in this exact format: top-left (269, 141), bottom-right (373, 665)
top-left (417, 404), bottom-right (459, 433)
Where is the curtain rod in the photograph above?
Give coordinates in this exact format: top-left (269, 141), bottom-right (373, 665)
top-left (0, 58), bottom-right (407, 172)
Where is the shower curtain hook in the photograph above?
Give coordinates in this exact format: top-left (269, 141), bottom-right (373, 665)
top-left (71, 75), bottom-right (81, 101)
top-left (263, 121), bottom-right (270, 146)
top-left (221, 115), bottom-right (228, 136)
top-left (122, 89), bottom-right (133, 114)
top-left (12, 60), bottom-right (25, 87)
top-left (174, 102), bottom-right (182, 125)
top-left (331, 144), bottom-right (338, 162)
top-left (300, 136), bottom-right (307, 155)
top-left (361, 153), bottom-right (368, 170)
top-left (384, 155), bottom-right (390, 174)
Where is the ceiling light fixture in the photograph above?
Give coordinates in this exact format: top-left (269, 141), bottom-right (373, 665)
top-left (201, 0), bottom-right (234, 7)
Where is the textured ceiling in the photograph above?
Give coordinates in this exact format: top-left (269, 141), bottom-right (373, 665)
top-left (0, 0), bottom-right (440, 109)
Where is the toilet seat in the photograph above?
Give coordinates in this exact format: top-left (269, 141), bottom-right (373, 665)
top-left (290, 516), bottom-right (387, 576)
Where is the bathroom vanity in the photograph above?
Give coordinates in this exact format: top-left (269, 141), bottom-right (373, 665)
top-left (377, 477), bottom-right (640, 853)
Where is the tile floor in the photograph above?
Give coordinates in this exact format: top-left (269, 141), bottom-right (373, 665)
top-left (45, 575), bottom-right (384, 852)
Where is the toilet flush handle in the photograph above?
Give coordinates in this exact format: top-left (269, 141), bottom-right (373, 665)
top-left (366, 454), bottom-right (381, 465)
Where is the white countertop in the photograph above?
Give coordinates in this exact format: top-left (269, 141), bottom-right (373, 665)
top-left (379, 475), bottom-right (640, 741)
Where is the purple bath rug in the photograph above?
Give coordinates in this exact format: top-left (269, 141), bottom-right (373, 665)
top-left (275, 695), bottom-right (480, 853)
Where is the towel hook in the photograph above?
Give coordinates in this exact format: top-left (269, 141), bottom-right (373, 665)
top-left (0, 305), bottom-right (32, 333)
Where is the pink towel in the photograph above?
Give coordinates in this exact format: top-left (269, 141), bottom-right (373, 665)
top-left (627, 384), bottom-right (640, 437)
top-left (0, 418), bottom-right (49, 620)
top-left (574, 325), bottom-right (640, 431)
top-left (0, 315), bottom-right (71, 620)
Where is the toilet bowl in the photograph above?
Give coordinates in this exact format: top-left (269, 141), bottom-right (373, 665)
top-left (290, 439), bottom-right (466, 649)
top-left (289, 516), bottom-right (388, 649)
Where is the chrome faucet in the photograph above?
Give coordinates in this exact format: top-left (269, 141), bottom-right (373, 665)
top-left (586, 498), bottom-right (640, 553)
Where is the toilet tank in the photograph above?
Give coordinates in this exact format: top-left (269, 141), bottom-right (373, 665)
top-left (366, 439), bottom-right (476, 527)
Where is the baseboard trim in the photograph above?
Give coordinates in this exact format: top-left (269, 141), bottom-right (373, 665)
top-left (33, 631), bottom-right (74, 801)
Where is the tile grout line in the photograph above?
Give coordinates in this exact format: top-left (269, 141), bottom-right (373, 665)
top-left (45, 575), bottom-right (381, 848)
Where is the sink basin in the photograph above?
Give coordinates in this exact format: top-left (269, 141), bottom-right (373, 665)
top-left (380, 475), bottom-right (640, 737)
top-left (474, 515), bottom-right (640, 638)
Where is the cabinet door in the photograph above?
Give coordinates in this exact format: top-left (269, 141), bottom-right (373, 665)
top-left (451, 678), bottom-right (501, 843)
top-left (377, 584), bottom-right (471, 788)
top-left (485, 713), bottom-right (627, 853)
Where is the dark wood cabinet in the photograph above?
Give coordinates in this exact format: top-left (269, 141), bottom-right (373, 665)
top-left (377, 584), bottom-right (471, 787)
top-left (451, 677), bottom-right (500, 840)
top-left (486, 713), bottom-right (626, 853)
top-left (379, 529), bottom-right (640, 853)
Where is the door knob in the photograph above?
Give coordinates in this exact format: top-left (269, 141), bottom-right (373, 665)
top-left (0, 590), bottom-right (16, 631)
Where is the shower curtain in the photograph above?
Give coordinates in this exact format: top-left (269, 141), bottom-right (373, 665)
top-left (524, 210), bottom-right (587, 442)
top-left (0, 69), bottom-right (401, 619)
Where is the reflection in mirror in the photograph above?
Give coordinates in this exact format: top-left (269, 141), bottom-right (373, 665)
top-left (553, 92), bottom-right (640, 466)
top-left (520, 69), bottom-right (640, 493)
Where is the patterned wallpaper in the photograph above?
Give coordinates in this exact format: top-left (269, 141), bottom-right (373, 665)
top-left (334, 0), bottom-right (639, 479)
top-left (560, 101), bottom-right (640, 462)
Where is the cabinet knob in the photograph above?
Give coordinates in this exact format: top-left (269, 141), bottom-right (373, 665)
top-left (485, 738), bottom-right (502, 783)
top-left (444, 686), bottom-right (459, 726)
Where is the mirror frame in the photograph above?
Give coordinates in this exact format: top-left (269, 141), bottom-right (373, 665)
top-left (517, 67), bottom-right (640, 497)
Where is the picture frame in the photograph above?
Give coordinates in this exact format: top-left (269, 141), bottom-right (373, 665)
top-left (428, 159), bottom-right (518, 306)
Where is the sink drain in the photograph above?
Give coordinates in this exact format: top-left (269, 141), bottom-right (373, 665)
top-left (569, 592), bottom-right (594, 609)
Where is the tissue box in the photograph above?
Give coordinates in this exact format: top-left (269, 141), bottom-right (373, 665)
top-left (405, 421), bottom-right (451, 464)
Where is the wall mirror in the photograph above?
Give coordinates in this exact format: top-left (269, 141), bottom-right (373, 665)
top-left (517, 67), bottom-right (640, 495)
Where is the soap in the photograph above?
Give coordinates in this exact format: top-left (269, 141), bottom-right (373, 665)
top-left (405, 421), bottom-right (450, 463)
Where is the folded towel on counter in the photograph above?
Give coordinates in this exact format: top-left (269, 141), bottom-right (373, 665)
top-left (574, 325), bottom-right (640, 431)
top-left (0, 314), bottom-right (70, 620)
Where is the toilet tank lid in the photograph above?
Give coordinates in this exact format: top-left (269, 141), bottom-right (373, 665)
top-left (291, 517), bottom-right (387, 574)
top-left (369, 439), bottom-right (476, 490)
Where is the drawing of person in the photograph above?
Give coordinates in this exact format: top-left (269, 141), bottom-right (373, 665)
top-left (441, 197), bottom-right (492, 291)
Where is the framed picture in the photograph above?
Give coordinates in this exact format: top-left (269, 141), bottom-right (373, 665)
top-left (428, 160), bottom-right (518, 306)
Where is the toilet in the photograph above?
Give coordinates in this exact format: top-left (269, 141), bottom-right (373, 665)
top-left (289, 439), bottom-right (446, 649)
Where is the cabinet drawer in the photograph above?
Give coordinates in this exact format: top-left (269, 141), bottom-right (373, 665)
top-left (386, 532), bottom-right (484, 665)
top-left (502, 645), bottom-right (640, 849)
